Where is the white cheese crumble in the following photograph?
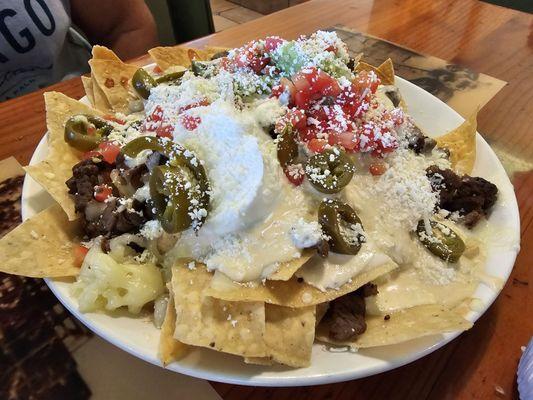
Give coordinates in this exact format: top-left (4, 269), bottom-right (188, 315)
top-left (290, 218), bottom-right (322, 248)
top-left (140, 220), bottom-right (164, 240)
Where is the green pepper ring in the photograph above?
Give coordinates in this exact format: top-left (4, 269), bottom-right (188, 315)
top-left (416, 220), bottom-right (465, 263)
top-left (276, 125), bottom-right (298, 168)
top-left (305, 147), bottom-right (355, 194)
top-left (132, 68), bottom-right (158, 99)
top-left (149, 165), bottom-right (193, 233)
top-left (64, 114), bottom-right (113, 151)
top-left (319, 199), bottom-right (364, 255)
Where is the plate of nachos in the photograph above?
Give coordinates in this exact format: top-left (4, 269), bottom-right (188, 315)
top-left (1, 31), bottom-right (520, 386)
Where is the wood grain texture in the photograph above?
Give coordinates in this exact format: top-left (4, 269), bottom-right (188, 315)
top-left (0, 0), bottom-right (530, 398)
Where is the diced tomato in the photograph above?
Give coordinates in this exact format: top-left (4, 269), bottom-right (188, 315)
top-left (283, 165), bottom-right (305, 186)
top-left (353, 70), bottom-right (381, 100)
top-left (234, 41), bottom-right (270, 74)
top-left (307, 138), bottom-right (327, 153)
top-left (292, 68), bottom-right (340, 109)
top-left (97, 141), bottom-right (121, 164)
top-left (73, 245), bottom-right (89, 268)
top-left (153, 65), bottom-right (163, 74)
top-left (94, 184), bottom-right (113, 202)
top-left (328, 131), bottom-right (358, 151)
top-left (103, 114), bottom-right (126, 125)
top-left (180, 115), bottom-right (201, 131)
top-left (325, 45), bottom-right (336, 52)
top-left (369, 162), bottom-right (387, 176)
top-left (287, 109), bottom-right (307, 130)
top-left (156, 124), bottom-right (173, 139)
top-left (178, 99), bottom-right (210, 113)
top-left (264, 36), bottom-right (284, 53)
top-left (297, 125), bottom-right (318, 142)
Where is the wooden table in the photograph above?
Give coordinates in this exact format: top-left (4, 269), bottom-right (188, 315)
top-left (0, 0), bottom-right (531, 398)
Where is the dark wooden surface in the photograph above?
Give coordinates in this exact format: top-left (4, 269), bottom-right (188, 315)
top-left (0, 0), bottom-right (531, 398)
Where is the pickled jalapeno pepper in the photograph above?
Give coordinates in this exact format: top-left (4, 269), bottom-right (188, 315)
top-left (276, 125), bottom-right (298, 167)
top-left (64, 114), bottom-right (113, 151)
top-left (416, 220), bottom-right (465, 263)
top-left (132, 68), bottom-right (158, 99)
top-left (318, 199), bottom-right (365, 255)
top-left (305, 147), bottom-right (355, 194)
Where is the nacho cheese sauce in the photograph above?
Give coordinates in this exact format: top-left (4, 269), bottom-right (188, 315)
top-left (73, 31), bottom-right (490, 315)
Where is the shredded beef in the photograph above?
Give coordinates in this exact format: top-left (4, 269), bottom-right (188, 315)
top-left (426, 166), bottom-right (498, 228)
top-left (66, 157), bottom-right (111, 213)
top-left (83, 198), bottom-right (147, 239)
top-left (326, 291), bottom-right (367, 342)
top-left (361, 282), bottom-right (378, 297)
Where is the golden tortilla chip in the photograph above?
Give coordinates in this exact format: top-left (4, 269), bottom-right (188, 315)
top-left (158, 295), bottom-right (188, 365)
top-left (91, 74), bottom-right (113, 113)
top-left (245, 304), bottom-right (316, 367)
top-left (0, 204), bottom-right (82, 277)
top-left (316, 304), bottom-right (472, 348)
top-left (205, 261), bottom-right (397, 308)
top-left (268, 251), bottom-right (313, 281)
top-left (149, 46), bottom-right (210, 71)
top-left (355, 58), bottom-right (395, 85)
top-left (436, 112), bottom-right (477, 174)
top-left (264, 304), bottom-right (316, 367)
top-left (171, 262), bottom-right (267, 358)
top-left (92, 45), bottom-right (122, 61)
top-left (25, 92), bottom-right (101, 220)
top-left (81, 76), bottom-right (94, 106)
top-left (377, 58), bottom-right (395, 85)
top-left (244, 356), bottom-right (274, 366)
top-left (89, 59), bottom-right (139, 114)
top-left (205, 46), bottom-right (230, 59)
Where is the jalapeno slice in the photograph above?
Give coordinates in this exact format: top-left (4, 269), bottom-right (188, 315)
top-left (416, 220), bottom-right (465, 263)
top-left (64, 114), bottom-right (113, 151)
top-left (318, 199), bottom-right (365, 255)
top-left (276, 125), bottom-right (298, 167)
top-left (122, 136), bottom-right (210, 232)
top-left (132, 68), bottom-right (158, 99)
top-left (191, 60), bottom-right (210, 77)
top-left (149, 165), bottom-right (192, 233)
top-left (305, 148), bottom-right (355, 194)
top-left (155, 70), bottom-right (185, 85)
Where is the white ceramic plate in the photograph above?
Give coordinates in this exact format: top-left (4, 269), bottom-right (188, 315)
top-left (21, 77), bottom-right (520, 386)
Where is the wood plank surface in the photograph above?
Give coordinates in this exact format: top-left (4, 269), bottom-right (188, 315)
top-left (0, 0), bottom-right (530, 399)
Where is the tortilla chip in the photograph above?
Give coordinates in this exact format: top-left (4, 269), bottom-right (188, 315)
top-left (316, 304), bottom-right (472, 348)
top-left (205, 261), bottom-right (397, 308)
top-left (91, 74), bottom-right (113, 113)
top-left (436, 112), bottom-right (477, 174)
top-left (205, 46), bottom-right (230, 59)
top-left (25, 92), bottom-right (101, 220)
top-left (149, 46), bottom-right (210, 71)
top-left (158, 295), bottom-right (187, 365)
top-left (377, 58), bottom-right (395, 85)
top-left (92, 45), bottom-right (121, 62)
top-left (89, 59), bottom-right (139, 114)
top-left (356, 58), bottom-right (395, 85)
top-left (268, 251), bottom-right (313, 281)
top-left (171, 262), bottom-right (267, 357)
top-left (0, 204), bottom-right (81, 277)
top-left (244, 356), bottom-right (274, 365)
top-left (264, 304), bottom-right (316, 367)
top-left (81, 76), bottom-right (94, 106)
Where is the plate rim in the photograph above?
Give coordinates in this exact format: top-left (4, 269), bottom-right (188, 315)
top-left (21, 76), bottom-right (521, 386)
